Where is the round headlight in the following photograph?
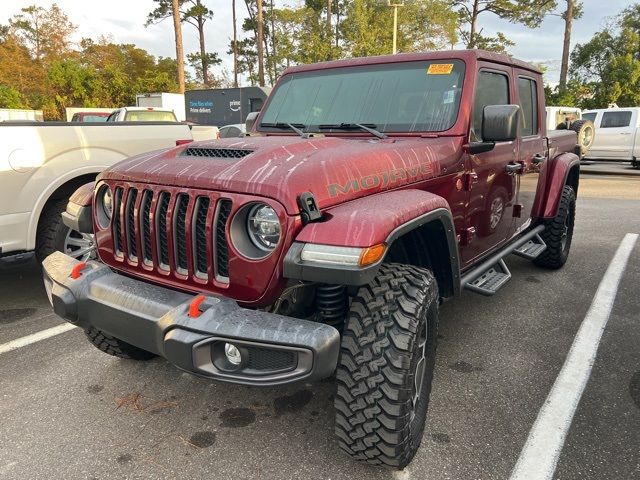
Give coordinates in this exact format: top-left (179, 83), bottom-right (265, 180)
top-left (246, 204), bottom-right (280, 251)
top-left (102, 187), bottom-right (113, 219)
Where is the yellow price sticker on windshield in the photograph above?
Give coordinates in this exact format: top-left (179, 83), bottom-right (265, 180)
top-left (427, 63), bottom-right (454, 75)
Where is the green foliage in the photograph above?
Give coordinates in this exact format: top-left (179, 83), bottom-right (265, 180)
top-left (0, 85), bottom-right (26, 108)
top-left (455, 0), bottom-right (557, 53)
top-left (567, 3), bottom-right (640, 108)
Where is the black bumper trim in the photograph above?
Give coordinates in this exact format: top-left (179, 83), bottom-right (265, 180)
top-left (42, 251), bottom-right (340, 386)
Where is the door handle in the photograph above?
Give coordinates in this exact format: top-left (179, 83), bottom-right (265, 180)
top-left (620, 132), bottom-right (631, 135)
top-left (505, 163), bottom-right (523, 174)
top-left (532, 154), bottom-right (546, 165)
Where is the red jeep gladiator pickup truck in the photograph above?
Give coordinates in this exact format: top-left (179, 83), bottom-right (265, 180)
top-left (43, 50), bottom-right (583, 468)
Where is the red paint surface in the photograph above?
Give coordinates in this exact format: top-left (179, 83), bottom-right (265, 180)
top-left (69, 182), bottom-right (95, 207)
top-left (89, 50), bottom-right (575, 306)
top-left (295, 190), bottom-right (450, 247)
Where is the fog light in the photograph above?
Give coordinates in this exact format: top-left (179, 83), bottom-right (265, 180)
top-left (224, 343), bottom-right (242, 365)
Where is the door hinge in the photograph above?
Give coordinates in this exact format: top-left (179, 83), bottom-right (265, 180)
top-left (459, 227), bottom-right (476, 246)
top-left (462, 172), bottom-right (478, 191)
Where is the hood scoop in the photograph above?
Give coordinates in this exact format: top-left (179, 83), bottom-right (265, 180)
top-left (182, 147), bottom-right (254, 159)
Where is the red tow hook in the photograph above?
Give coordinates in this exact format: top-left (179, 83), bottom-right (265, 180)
top-left (70, 262), bottom-right (87, 279)
top-left (188, 294), bottom-right (206, 318)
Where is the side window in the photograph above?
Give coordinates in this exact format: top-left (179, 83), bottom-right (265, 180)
top-left (518, 77), bottom-right (538, 136)
top-left (601, 111), bottom-right (632, 128)
top-left (473, 71), bottom-right (509, 141)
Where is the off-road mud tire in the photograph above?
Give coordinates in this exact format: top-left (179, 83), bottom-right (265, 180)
top-left (571, 119), bottom-right (595, 156)
top-left (334, 263), bottom-right (438, 469)
top-left (85, 327), bottom-right (156, 360)
top-left (534, 185), bottom-right (576, 269)
top-left (35, 199), bottom-right (69, 264)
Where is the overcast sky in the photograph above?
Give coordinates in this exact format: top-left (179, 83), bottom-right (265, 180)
top-left (0, 0), bottom-right (631, 85)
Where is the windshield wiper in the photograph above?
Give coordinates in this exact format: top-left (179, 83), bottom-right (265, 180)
top-left (318, 123), bottom-right (388, 139)
top-left (259, 122), bottom-right (310, 138)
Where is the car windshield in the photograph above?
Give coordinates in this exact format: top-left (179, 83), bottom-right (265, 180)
top-left (82, 115), bottom-right (109, 122)
top-left (124, 111), bottom-right (176, 122)
top-left (258, 60), bottom-right (465, 133)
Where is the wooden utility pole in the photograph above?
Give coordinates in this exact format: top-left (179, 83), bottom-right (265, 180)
top-left (257, 0), bottom-right (265, 86)
top-left (232, 0), bottom-right (238, 87)
top-left (171, 0), bottom-right (186, 93)
top-left (559, 0), bottom-right (574, 92)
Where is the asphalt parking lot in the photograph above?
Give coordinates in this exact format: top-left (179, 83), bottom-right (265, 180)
top-left (1, 170), bottom-right (638, 480)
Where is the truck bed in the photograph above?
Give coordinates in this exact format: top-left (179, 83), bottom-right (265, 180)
top-left (547, 129), bottom-right (578, 159)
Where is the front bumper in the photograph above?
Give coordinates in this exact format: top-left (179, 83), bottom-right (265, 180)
top-left (42, 251), bottom-right (340, 386)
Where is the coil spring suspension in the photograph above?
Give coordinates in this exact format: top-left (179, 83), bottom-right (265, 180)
top-left (316, 284), bottom-right (348, 329)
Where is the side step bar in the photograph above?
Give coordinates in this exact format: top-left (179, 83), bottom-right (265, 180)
top-left (461, 225), bottom-right (546, 296)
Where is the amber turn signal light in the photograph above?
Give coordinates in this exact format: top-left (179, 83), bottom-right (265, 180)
top-left (359, 243), bottom-right (386, 267)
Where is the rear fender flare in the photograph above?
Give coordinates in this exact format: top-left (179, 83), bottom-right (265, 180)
top-left (284, 189), bottom-right (460, 296)
top-left (539, 151), bottom-right (580, 219)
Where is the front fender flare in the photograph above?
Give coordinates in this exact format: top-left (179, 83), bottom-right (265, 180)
top-left (284, 189), bottom-right (460, 295)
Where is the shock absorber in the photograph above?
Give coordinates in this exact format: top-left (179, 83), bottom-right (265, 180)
top-left (316, 284), bottom-right (348, 329)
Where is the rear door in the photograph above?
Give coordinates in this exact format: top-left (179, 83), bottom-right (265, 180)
top-left (515, 72), bottom-right (546, 232)
top-left (590, 110), bottom-right (636, 159)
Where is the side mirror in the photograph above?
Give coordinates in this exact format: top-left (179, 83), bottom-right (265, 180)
top-left (482, 104), bottom-right (520, 142)
top-left (245, 111), bottom-right (259, 132)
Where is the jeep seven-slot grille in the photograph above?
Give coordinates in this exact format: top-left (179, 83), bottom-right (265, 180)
top-left (183, 147), bottom-right (253, 159)
top-left (110, 186), bottom-right (231, 283)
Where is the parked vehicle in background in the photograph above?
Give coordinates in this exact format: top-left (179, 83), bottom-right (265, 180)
top-left (0, 121), bottom-right (193, 265)
top-left (545, 106), bottom-right (595, 157)
top-left (218, 123), bottom-right (246, 138)
top-left (582, 107), bottom-right (640, 168)
top-left (65, 107), bottom-right (114, 122)
top-left (106, 107), bottom-right (178, 122)
top-left (70, 112), bottom-right (111, 122)
top-left (0, 108), bottom-right (43, 122)
top-left (185, 86), bottom-right (270, 126)
top-left (136, 92), bottom-right (186, 122)
top-left (45, 50), bottom-right (584, 469)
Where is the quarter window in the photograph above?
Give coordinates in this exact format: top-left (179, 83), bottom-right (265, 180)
top-left (518, 77), bottom-right (538, 136)
top-left (473, 71), bottom-right (509, 141)
top-left (601, 111), bottom-right (632, 128)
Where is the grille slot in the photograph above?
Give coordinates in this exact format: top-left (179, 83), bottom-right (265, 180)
top-left (173, 194), bottom-right (190, 273)
top-left (156, 192), bottom-right (170, 268)
top-left (183, 147), bottom-right (253, 159)
top-left (139, 190), bottom-right (153, 264)
top-left (214, 199), bottom-right (232, 281)
top-left (192, 196), bottom-right (210, 278)
top-left (112, 187), bottom-right (124, 256)
top-left (125, 188), bottom-right (138, 260)
top-left (247, 347), bottom-right (296, 372)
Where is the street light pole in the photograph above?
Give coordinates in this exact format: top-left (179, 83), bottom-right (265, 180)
top-left (388, 1), bottom-right (405, 54)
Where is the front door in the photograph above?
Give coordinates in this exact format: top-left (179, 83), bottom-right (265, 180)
top-left (515, 72), bottom-right (545, 232)
top-left (592, 110), bottom-right (636, 160)
top-left (461, 66), bottom-right (518, 265)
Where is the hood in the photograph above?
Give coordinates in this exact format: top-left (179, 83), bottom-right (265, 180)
top-left (100, 135), bottom-right (464, 215)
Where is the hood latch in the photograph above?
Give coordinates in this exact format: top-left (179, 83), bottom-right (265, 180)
top-left (298, 192), bottom-right (322, 224)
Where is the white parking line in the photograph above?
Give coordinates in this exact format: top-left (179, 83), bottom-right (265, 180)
top-left (510, 232), bottom-right (638, 480)
top-left (0, 323), bottom-right (78, 355)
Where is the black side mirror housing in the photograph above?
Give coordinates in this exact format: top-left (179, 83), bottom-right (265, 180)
top-left (245, 111), bottom-right (259, 132)
top-left (482, 104), bottom-right (520, 142)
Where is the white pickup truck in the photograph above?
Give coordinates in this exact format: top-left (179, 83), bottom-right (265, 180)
top-left (107, 107), bottom-right (219, 141)
top-left (582, 107), bottom-right (640, 168)
top-left (0, 121), bottom-right (193, 264)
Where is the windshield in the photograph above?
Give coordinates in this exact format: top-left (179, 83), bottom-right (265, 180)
top-left (124, 110), bottom-right (177, 122)
top-left (582, 112), bottom-right (597, 123)
top-left (81, 115), bottom-right (109, 122)
top-left (259, 60), bottom-right (465, 133)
